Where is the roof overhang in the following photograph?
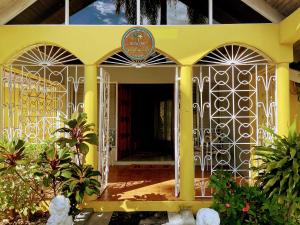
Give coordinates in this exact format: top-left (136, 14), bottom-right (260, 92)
top-left (0, 0), bottom-right (37, 25)
top-left (241, 0), bottom-right (284, 23)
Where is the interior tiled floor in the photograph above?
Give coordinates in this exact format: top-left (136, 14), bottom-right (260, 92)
top-left (98, 165), bottom-right (214, 201)
top-left (98, 165), bottom-right (177, 201)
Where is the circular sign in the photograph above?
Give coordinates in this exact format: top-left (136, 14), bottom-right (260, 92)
top-left (121, 27), bottom-right (155, 62)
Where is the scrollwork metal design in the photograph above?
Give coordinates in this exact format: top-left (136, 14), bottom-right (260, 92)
top-left (193, 46), bottom-right (276, 197)
top-left (1, 65), bottom-right (84, 142)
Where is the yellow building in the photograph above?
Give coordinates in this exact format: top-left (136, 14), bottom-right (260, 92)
top-left (0, 0), bottom-right (300, 213)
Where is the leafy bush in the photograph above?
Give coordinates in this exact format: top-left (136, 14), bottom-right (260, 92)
top-left (36, 142), bottom-right (73, 196)
top-left (253, 122), bottom-right (300, 222)
top-left (0, 112), bottom-right (100, 220)
top-left (53, 112), bottom-right (100, 215)
top-left (209, 171), bottom-right (288, 225)
top-left (54, 112), bottom-right (98, 167)
top-left (0, 139), bottom-right (46, 222)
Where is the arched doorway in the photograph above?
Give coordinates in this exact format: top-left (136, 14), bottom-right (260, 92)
top-left (1, 44), bottom-right (84, 142)
top-left (193, 44), bottom-right (277, 197)
top-left (97, 50), bottom-right (181, 200)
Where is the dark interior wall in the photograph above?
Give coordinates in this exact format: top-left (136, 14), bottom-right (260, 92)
top-left (131, 84), bottom-right (174, 151)
top-left (118, 84), bottom-right (174, 160)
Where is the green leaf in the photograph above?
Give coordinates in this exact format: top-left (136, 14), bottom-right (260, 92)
top-left (34, 172), bottom-right (44, 177)
top-left (69, 139), bottom-right (78, 147)
top-left (87, 170), bottom-right (101, 178)
top-left (264, 176), bottom-right (280, 191)
top-left (0, 167), bottom-right (7, 173)
top-left (77, 112), bottom-right (87, 124)
top-left (290, 147), bottom-right (297, 159)
top-left (61, 170), bottom-right (72, 179)
top-left (280, 171), bottom-right (290, 192)
top-left (15, 139), bottom-right (25, 150)
top-left (83, 133), bottom-right (98, 145)
top-left (288, 120), bottom-right (297, 141)
top-left (292, 158), bottom-right (299, 175)
top-left (67, 119), bottom-right (77, 128)
top-left (52, 127), bottom-right (71, 134)
top-left (79, 143), bottom-right (89, 155)
top-left (85, 186), bottom-right (95, 195)
top-left (75, 191), bottom-right (84, 203)
top-left (43, 177), bottom-right (50, 187)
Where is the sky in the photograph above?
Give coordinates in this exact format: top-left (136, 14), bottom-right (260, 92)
top-left (70, 0), bottom-right (190, 25)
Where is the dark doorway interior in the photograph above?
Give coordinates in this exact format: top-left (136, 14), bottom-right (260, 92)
top-left (118, 84), bottom-right (174, 161)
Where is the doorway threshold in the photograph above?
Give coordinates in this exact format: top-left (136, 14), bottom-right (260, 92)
top-left (114, 161), bottom-right (175, 165)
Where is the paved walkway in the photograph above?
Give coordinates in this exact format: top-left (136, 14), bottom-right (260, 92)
top-left (74, 211), bottom-right (196, 225)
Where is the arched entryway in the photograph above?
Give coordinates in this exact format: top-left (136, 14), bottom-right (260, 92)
top-left (192, 44), bottom-right (277, 197)
top-left (1, 44), bottom-right (84, 142)
top-left (97, 50), bottom-right (181, 200)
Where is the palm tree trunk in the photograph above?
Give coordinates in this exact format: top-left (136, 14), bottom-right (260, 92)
top-left (160, 0), bottom-right (167, 24)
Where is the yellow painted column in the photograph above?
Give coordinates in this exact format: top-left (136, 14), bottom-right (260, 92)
top-left (179, 65), bottom-right (195, 201)
top-left (84, 64), bottom-right (98, 169)
top-left (277, 63), bottom-right (290, 136)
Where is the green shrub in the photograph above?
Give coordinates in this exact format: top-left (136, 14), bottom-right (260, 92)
top-left (0, 139), bottom-right (45, 222)
top-left (0, 112), bottom-right (100, 220)
top-left (209, 171), bottom-right (288, 225)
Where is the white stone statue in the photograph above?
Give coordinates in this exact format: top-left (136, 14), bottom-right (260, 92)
top-left (196, 208), bottom-right (220, 225)
top-left (46, 195), bottom-right (73, 225)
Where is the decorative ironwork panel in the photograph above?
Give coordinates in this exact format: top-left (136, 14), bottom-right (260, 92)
top-left (193, 62), bottom-right (276, 197)
top-left (198, 45), bottom-right (269, 65)
top-left (8, 44), bottom-right (81, 65)
top-left (101, 51), bottom-right (176, 67)
top-left (1, 65), bottom-right (84, 142)
top-left (98, 68), bottom-right (110, 192)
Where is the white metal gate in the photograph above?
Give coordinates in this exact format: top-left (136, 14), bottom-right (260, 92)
top-left (174, 67), bottom-right (180, 197)
top-left (1, 45), bottom-right (84, 142)
top-left (98, 68), bottom-right (110, 192)
top-left (193, 45), bottom-right (277, 197)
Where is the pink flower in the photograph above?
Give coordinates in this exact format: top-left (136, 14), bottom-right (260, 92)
top-left (242, 202), bottom-right (250, 213)
top-left (225, 203), bottom-right (231, 208)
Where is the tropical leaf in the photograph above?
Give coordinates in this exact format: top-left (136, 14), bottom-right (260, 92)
top-left (254, 122), bottom-right (300, 220)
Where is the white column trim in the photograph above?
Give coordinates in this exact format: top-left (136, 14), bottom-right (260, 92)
top-left (65, 0), bottom-right (69, 25)
top-left (137, 0), bottom-right (141, 25)
top-left (208, 0), bottom-right (213, 25)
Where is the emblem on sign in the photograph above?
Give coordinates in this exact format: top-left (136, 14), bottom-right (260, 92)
top-left (121, 27), bottom-right (155, 62)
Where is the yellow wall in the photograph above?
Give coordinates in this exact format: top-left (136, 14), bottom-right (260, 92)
top-left (0, 25), bottom-right (293, 65)
top-left (290, 86), bottom-right (300, 131)
top-left (0, 20), bottom-right (298, 209)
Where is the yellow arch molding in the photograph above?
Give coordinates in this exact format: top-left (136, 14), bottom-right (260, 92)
top-left (96, 47), bottom-right (181, 66)
top-left (3, 42), bottom-right (84, 65)
top-left (0, 25), bottom-right (293, 66)
top-left (191, 42), bottom-right (274, 65)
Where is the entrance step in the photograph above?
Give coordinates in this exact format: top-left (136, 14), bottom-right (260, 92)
top-left (74, 208), bottom-right (94, 225)
top-left (86, 212), bottom-right (112, 225)
top-left (164, 210), bottom-right (196, 225)
top-left (74, 210), bottom-right (196, 225)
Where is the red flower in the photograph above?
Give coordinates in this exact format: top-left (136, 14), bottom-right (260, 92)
top-left (225, 203), bottom-right (231, 208)
top-left (242, 202), bottom-right (250, 213)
